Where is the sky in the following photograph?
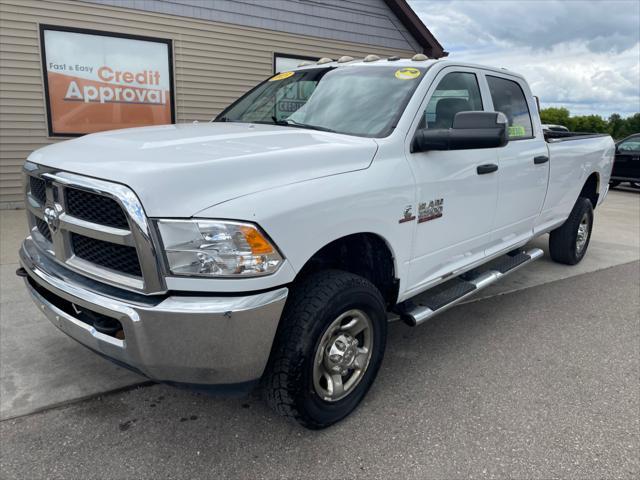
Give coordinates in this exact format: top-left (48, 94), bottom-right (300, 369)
top-left (408, 0), bottom-right (640, 118)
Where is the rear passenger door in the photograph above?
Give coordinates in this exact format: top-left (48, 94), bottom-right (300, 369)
top-left (483, 73), bottom-right (549, 255)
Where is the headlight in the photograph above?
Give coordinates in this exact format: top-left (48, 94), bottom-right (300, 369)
top-left (156, 220), bottom-right (283, 277)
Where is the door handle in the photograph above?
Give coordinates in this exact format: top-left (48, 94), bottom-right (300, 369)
top-left (534, 155), bottom-right (549, 164)
top-left (477, 164), bottom-right (498, 175)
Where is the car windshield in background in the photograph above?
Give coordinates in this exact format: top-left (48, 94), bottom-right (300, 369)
top-left (214, 66), bottom-right (427, 138)
top-left (618, 137), bottom-right (640, 152)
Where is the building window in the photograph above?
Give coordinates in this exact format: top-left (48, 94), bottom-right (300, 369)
top-left (273, 53), bottom-right (319, 73)
top-left (39, 25), bottom-right (175, 137)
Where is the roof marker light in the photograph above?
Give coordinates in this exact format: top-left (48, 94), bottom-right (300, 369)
top-left (317, 57), bottom-right (333, 64)
top-left (363, 54), bottom-right (381, 62)
top-left (337, 55), bottom-right (354, 63)
top-left (411, 53), bottom-right (429, 61)
top-left (297, 61), bottom-right (312, 67)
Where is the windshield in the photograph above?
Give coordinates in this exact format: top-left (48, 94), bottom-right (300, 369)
top-left (619, 136), bottom-right (640, 152)
top-left (214, 66), bottom-right (427, 137)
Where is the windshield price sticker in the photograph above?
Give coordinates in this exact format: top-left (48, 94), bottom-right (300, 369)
top-left (269, 71), bottom-right (295, 82)
top-left (395, 68), bottom-right (421, 80)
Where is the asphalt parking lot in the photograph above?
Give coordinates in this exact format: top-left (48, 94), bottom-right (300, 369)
top-left (0, 188), bottom-right (639, 479)
top-left (1, 261), bottom-right (638, 479)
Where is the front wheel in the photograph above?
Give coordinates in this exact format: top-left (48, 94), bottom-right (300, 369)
top-left (261, 270), bottom-right (387, 429)
top-left (549, 197), bottom-right (594, 265)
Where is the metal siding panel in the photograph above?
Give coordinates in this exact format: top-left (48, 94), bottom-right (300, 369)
top-left (84, 0), bottom-right (420, 51)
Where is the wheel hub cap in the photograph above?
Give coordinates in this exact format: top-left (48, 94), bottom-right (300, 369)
top-left (576, 213), bottom-right (589, 254)
top-left (312, 309), bottom-right (374, 402)
top-left (325, 333), bottom-right (359, 375)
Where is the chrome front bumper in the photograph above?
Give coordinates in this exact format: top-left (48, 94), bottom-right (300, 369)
top-left (19, 237), bottom-right (288, 389)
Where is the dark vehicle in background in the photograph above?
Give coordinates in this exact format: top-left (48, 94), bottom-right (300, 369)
top-left (610, 133), bottom-right (640, 189)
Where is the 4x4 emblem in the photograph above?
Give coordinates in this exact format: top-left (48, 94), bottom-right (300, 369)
top-left (44, 205), bottom-right (61, 233)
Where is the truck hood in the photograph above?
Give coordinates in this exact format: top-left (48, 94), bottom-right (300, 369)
top-left (28, 122), bottom-right (378, 217)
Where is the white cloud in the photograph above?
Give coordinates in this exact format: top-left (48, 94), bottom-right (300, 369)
top-left (409, 0), bottom-right (640, 117)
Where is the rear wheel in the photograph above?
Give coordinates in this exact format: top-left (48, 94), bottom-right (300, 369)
top-left (549, 197), bottom-right (594, 265)
top-left (262, 270), bottom-right (387, 429)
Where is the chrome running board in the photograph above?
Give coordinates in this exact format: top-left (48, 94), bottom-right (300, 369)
top-left (401, 248), bottom-right (544, 327)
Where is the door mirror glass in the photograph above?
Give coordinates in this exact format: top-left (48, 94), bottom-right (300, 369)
top-left (411, 111), bottom-right (509, 152)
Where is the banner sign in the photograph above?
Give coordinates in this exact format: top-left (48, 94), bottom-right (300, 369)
top-left (40, 26), bottom-right (174, 136)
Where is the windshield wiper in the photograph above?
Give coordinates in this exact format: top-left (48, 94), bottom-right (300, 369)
top-left (270, 116), bottom-right (290, 126)
top-left (253, 117), bottom-right (337, 133)
top-left (283, 118), bottom-right (337, 133)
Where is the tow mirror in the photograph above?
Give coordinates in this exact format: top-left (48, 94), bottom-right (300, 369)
top-left (411, 111), bottom-right (509, 153)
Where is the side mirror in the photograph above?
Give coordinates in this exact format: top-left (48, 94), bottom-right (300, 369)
top-left (411, 111), bottom-right (509, 153)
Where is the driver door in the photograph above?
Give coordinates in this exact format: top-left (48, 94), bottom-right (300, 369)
top-left (405, 69), bottom-right (499, 295)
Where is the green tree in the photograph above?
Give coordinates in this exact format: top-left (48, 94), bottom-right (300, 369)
top-left (608, 113), bottom-right (624, 139)
top-left (569, 115), bottom-right (608, 133)
top-left (615, 113), bottom-right (640, 140)
top-left (539, 108), bottom-right (640, 139)
top-left (540, 107), bottom-right (570, 126)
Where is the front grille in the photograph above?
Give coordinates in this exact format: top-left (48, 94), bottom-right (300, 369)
top-left (35, 217), bottom-right (52, 242)
top-left (66, 188), bottom-right (129, 229)
top-left (30, 176), bottom-right (47, 204)
top-left (71, 233), bottom-right (142, 277)
top-left (24, 166), bottom-right (163, 292)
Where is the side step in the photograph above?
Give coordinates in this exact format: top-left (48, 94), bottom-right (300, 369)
top-left (401, 248), bottom-right (543, 327)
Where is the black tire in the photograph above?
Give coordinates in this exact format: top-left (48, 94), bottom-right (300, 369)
top-left (261, 270), bottom-right (387, 429)
top-left (549, 197), bottom-right (594, 265)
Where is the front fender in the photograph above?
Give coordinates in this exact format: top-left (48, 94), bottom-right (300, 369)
top-left (196, 161), bottom-right (415, 294)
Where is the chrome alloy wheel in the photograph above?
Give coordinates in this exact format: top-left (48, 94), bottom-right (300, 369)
top-left (312, 309), bottom-right (374, 402)
top-left (576, 212), bottom-right (590, 254)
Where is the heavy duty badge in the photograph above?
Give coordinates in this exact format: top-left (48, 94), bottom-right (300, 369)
top-left (418, 198), bottom-right (444, 223)
top-left (398, 205), bottom-right (416, 223)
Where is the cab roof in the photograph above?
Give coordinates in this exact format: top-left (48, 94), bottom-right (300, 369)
top-left (289, 56), bottom-right (525, 81)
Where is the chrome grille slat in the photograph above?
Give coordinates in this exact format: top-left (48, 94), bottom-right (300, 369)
top-left (23, 163), bottom-right (166, 294)
top-left (59, 213), bottom-right (135, 246)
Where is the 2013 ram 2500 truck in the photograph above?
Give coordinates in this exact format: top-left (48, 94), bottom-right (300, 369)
top-left (19, 56), bottom-right (614, 429)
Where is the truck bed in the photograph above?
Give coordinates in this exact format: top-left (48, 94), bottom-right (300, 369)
top-left (540, 133), bottom-right (615, 225)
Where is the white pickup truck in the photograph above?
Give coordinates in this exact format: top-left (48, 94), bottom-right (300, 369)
top-left (19, 56), bottom-right (614, 429)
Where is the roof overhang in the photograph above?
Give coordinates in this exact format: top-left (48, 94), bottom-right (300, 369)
top-left (384, 0), bottom-right (447, 58)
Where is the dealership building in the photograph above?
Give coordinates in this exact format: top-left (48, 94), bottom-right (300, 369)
top-left (0, 0), bottom-right (444, 208)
